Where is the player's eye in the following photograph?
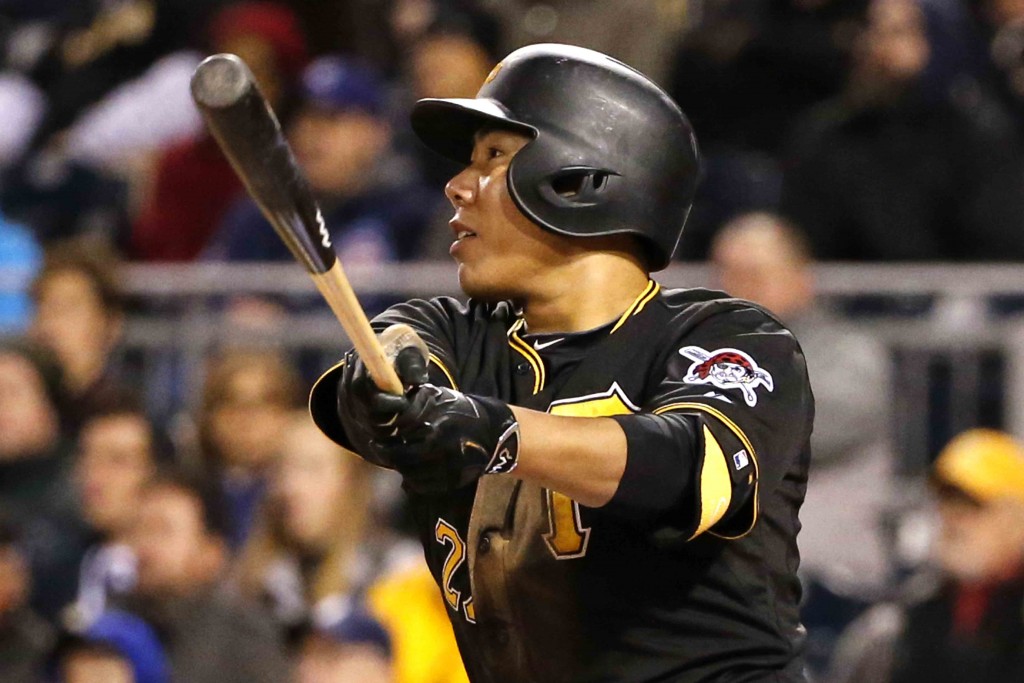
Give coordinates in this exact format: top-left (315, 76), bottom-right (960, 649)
top-left (487, 146), bottom-right (504, 160)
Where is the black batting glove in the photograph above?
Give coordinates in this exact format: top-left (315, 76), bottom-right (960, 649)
top-left (336, 347), bottom-right (520, 492)
top-left (375, 384), bottom-right (521, 495)
top-left (335, 346), bottom-right (427, 469)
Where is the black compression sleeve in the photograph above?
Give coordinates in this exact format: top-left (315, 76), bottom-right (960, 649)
top-left (604, 412), bottom-right (699, 523)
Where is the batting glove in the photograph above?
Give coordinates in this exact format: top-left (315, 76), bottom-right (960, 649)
top-left (335, 346), bottom-right (425, 469)
top-left (336, 351), bottom-right (521, 493)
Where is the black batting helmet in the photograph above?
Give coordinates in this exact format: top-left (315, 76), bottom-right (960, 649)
top-left (411, 43), bottom-right (700, 271)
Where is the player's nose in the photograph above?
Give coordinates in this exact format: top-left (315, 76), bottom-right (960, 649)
top-left (445, 166), bottom-right (476, 207)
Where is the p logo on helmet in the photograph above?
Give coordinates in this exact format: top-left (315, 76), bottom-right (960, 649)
top-left (483, 62), bottom-right (503, 86)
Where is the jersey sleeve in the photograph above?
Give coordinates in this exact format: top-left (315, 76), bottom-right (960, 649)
top-left (308, 297), bottom-right (465, 448)
top-left (608, 305), bottom-right (813, 540)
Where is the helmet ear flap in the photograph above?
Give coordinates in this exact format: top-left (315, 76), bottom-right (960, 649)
top-left (538, 168), bottom-right (620, 208)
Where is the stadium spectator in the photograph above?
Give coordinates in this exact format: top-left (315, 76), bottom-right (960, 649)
top-left (409, 19), bottom-right (494, 101)
top-left (61, 50), bottom-right (206, 191)
top-left (484, 0), bottom-right (680, 86)
top-left (131, 1), bottom-right (308, 261)
top-left (235, 413), bottom-right (375, 635)
top-left (671, 0), bottom-right (863, 156)
top-left (779, 0), bottom-right (1024, 261)
top-left (198, 349), bottom-right (303, 550)
top-left (670, 0), bottom-right (867, 257)
top-left (71, 405), bottom-right (162, 623)
top-left (0, 151), bottom-right (130, 246)
top-left (125, 469), bottom-right (290, 683)
top-left (0, 210), bottom-right (42, 333)
top-left (828, 429), bottom-right (1024, 683)
top-left (0, 517), bottom-right (54, 683)
top-left (205, 55), bottom-right (435, 264)
top-left (968, 0), bottom-right (1024, 134)
top-left (296, 604), bottom-right (393, 683)
top-left (0, 72), bottom-right (45, 168)
top-left (49, 3), bottom-right (236, 181)
top-left (18, 0), bottom-right (208, 147)
top-left (954, 0), bottom-right (1024, 258)
top-left (29, 241), bottom-right (134, 437)
top-left (0, 0), bottom-right (213, 246)
top-left (237, 413), bottom-right (468, 682)
top-left (392, 6), bottom-right (498, 206)
top-left (0, 339), bottom-right (86, 620)
top-left (290, 0), bottom-right (395, 67)
top-left (710, 213), bottom-right (894, 672)
top-left (391, 0), bottom-right (498, 53)
top-left (364, 558), bottom-right (470, 683)
top-left (50, 609), bottom-right (169, 683)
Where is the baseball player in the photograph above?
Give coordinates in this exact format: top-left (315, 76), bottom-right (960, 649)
top-left (310, 44), bottom-right (814, 682)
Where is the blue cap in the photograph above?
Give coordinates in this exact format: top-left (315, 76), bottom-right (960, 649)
top-left (301, 56), bottom-right (386, 116)
top-left (315, 606), bottom-right (392, 659)
top-left (66, 610), bottom-right (170, 683)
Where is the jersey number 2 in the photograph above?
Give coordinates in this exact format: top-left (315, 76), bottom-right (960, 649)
top-left (435, 519), bottom-right (475, 622)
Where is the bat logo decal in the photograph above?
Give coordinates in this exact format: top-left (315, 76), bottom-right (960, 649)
top-left (679, 346), bottom-right (774, 407)
top-left (316, 209), bottom-right (332, 249)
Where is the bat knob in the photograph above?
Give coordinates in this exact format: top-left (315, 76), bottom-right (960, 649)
top-left (191, 53), bottom-right (256, 109)
top-left (380, 324), bottom-right (430, 371)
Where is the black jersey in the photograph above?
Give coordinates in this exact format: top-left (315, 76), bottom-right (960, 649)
top-left (310, 282), bottom-right (814, 683)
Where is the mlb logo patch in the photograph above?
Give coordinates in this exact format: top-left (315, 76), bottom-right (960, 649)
top-left (732, 449), bottom-right (750, 470)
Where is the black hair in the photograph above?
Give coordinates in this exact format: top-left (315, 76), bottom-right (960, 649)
top-left (0, 512), bottom-right (23, 548)
top-left (422, 0), bottom-right (502, 60)
top-left (143, 468), bottom-right (230, 540)
top-left (0, 337), bottom-right (65, 410)
top-left (31, 240), bottom-right (125, 316)
top-left (79, 399), bottom-right (176, 466)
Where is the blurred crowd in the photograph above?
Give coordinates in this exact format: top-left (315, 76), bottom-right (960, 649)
top-left (0, 0), bottom-right (1022, 275)
top-left (0, 256), bottom-right (467, 683)
top-left (1, 0), bottom-right (1024, 682)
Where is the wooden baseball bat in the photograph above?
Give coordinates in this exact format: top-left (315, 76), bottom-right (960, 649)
top-left (190, 53), bottom-right (406, 394)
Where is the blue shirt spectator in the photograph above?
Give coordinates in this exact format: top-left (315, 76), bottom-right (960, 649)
top-left (0, 213), bottom-right (41, 332)
top-left (204, 56), bottom-right (438, 266)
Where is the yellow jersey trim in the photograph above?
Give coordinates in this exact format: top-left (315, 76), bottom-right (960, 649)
top-left (308, 351), bottom-right (457, 421)
top-left (653, 401), bottom-right (760, 539)
top-left (308, 357), bottom-right (346, 417)
top-left (507, 319), bottom-right (545, 394)
top-left (689, 425), bottom-right (734, 540)
top-left (610, 280), bottom-right (660, 334)
top-left (429, 353), bottom-right (458, 390)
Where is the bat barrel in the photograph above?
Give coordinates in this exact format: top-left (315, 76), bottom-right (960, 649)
top-left (190, 53), bottom-right (337, 275)
top-left (190, 53), bottom-right (252, 109)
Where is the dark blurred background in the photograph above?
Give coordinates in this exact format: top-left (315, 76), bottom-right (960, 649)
top-left (1, 1), bottom-right (1024, 682)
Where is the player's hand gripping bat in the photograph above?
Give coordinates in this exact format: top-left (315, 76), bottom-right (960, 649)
top-left (190, 53), bottom-right (425, 394)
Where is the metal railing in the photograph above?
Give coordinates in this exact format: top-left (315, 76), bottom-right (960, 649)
top-left (3, 261), bottom-right (1024, 469)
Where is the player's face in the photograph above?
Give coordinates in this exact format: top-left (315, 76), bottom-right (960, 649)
top-left (445, 129), bottom-right (572, 300)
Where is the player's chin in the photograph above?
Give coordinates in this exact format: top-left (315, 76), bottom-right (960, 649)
top-left (456, 263), bottom-right (521, 301)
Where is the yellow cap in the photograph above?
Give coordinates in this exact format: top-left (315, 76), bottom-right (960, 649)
top-left (934, 429), bottom-right (1024, 504)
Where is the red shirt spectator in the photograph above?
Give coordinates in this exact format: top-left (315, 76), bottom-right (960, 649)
top-left (129, 2), bottom-right (308, 262)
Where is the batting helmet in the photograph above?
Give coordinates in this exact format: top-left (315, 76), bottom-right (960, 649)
top-left (411, 43), bottom-right (700, 271)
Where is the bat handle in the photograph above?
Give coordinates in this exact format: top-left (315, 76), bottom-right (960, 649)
top-left (311, 263), bottom-right (404, 394)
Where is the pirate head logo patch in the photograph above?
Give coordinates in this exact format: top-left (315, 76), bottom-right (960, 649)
top-left (679, 346), bottom-right (774, 407)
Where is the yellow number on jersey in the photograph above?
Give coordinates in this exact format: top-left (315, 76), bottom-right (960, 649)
top-left (434, 519), bottom-right (475, 623)
top-left (543, 383), bottom-right (638, 560)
